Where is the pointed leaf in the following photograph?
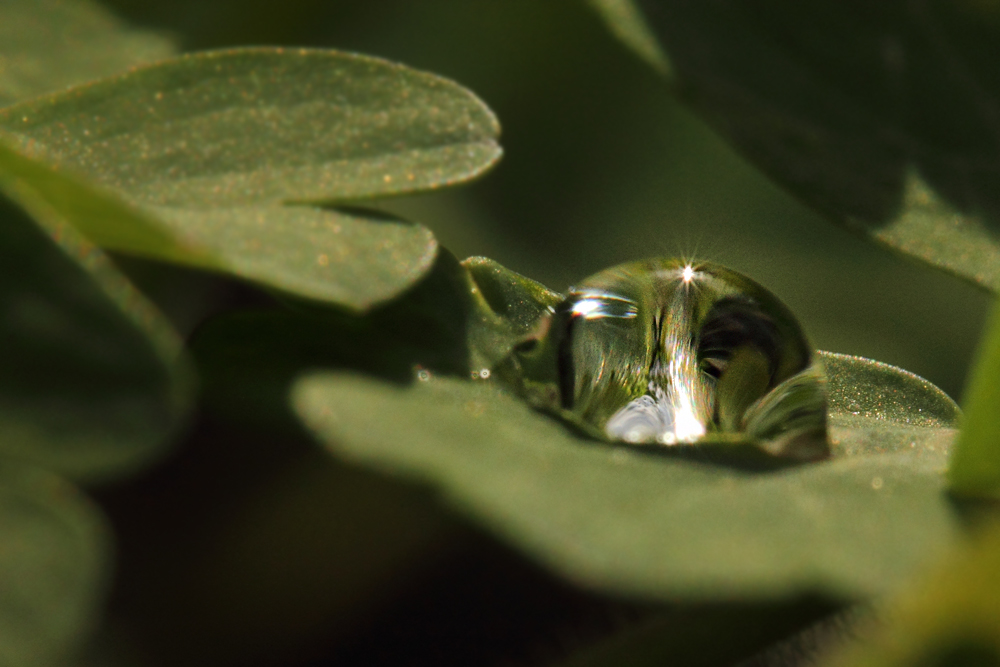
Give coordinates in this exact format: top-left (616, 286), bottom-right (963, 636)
top-left (292, 352), bottom-right (961, 601)
top-left (948, 300), bottom-right (1000, 498)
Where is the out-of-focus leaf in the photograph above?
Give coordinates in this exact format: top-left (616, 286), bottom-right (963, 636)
top-left (192, 252), bottom-right (539, 432)
top-left (0, 48), bottom-right (502, 309)
top-left (948, 300), bottom-right (1000, 498)
top-left (0, 0), bottom-right (174, 108)
top-left (292, 353), bottom-right (960, 601)
top-left (556, 599), bottom-right (839, 667)
top-left (0, 180), bottom-right (191, 482)
top-left (585, 0), bottom-right (672, 77)
top-left (593, 1), bottom-right (1000, 291)
top-left (820, 521), bottom-right (1000, 667)
top-left (0, 462), bottom-right (110, 667)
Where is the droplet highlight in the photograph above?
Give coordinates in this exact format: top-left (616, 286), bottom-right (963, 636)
top-left (498, 259), bottom-right (828, 459)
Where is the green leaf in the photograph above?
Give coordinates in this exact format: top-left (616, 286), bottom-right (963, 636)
top-left (0, 0), bottom-right (174, 108)
top-left (948, 300), bottom-right (1000, 498)
top-left (291, 352), bottom-right (961, 601)
top-left (191, 252), bottom-right (545, 432)
top-left (0, 179), bottom-right (191, 482)
top-left (594, 1), bottom-right (1000, 292)
top-left (585, 0), bottom-right (672, 77)
top-left (0, 47), bottom-right (502, 309)
top-left (0, 462), bottom-right (110, 667)
top-left (819, 521), bottom-right (1000, 667)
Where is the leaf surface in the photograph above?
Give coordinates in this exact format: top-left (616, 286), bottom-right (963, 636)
top-left (948, 300), bottom-right (1000, 498)
top-left (0, 180), bottom-right (191, 481)
top-left (292, 352), bottom-right (962, 601)
top-left (0, 48), bottom-right (502, 308)
top-left (0, 462), bottom-right (110, 666)
top-left (593, 1), bottom-right (1000, 291)
top-left (0, 0), bottom-right (174, 108)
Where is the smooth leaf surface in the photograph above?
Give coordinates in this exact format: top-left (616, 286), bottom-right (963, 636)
top-left (0, 48), bottom-right (502, 308)
top-left (0, 0), bottom-right (174, 108)
top-left (0, 462), bottom-right (110, 667)
top-left (585, 0), bottom-right (672, 77)
top-left (595, 1), bottom-right (1000, 291)
top-left (292, 353), bottom-right (961, 601)
top-left (0, 179), bottom-right (191, 481)
top-left (948, 300), bottom-right (1000, 498)
top-left (820, 521), bottom-right (1000, 667)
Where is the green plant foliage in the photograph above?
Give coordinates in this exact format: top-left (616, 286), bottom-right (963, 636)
top-left (0, 462), bottom-right (110, 667)
top-left (948, 300), bottom-right (1000, 498)
top-left (0, 180), bottom-right (191, 481)
top-left (0, 0), bottom-right (174, 107)
top-left (0, 48), bottom-right (501, 309)
top-left (820, 521), bottom-right (1000, 667)
top-left (292, 349), bottom-right (960, 601)
top-left (585, 0), bottom-right (672, 77)
top-left (592, 0), bottom-right (1000, 292)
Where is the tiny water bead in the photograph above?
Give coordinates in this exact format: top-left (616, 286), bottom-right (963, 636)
top-left (498, 259), bottom-right (829, 460)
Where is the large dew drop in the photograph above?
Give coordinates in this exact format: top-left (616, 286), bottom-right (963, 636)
top-left (497, 259), bottom-right (828, 460)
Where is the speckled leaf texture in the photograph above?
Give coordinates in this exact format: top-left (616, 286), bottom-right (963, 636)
top-left (292, 350), bottom-right (961, 601)
top-left (0, 48), bottom-right (502, 309)
top-left (591, 0), bottom-right (1000, 293)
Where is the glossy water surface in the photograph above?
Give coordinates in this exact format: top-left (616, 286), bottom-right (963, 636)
top-left (498, 259), bottom-right (828, 459)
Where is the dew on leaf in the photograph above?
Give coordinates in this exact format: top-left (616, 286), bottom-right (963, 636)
top-left (497, 259), bottom-right (828, 460)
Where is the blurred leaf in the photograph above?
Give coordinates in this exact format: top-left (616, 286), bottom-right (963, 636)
top-left (292, 352), bottom-right (961, 601)
top-left (949, 300), bottom-right (1000, 498)
top-left (0, 462), bottom-right (110, 667)
top-left (0, 47), bottom-right (502, 308)
top-left (0, 0), bottom-right (174, 108)
top-left (820, 520), bottom-right (1000, 667)
top-left (0, 179), bottom-right (191, 482)
top-left (192, 252), bottom-right (543, 432)
top-left (594, 0), bottom-right (1000, 291)
top-left (556, 598), bottom-right (839, 667)
top-left (585, 0), bottom-right (671, 77)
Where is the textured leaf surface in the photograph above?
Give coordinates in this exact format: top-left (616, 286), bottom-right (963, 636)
top-left (0, 48), bottom-right (501, 308)
top-left (948, 301), bottom-right (1000, 498)
top-left (0, 180), bottom-right (190, 481)
top-left (594, 1), bottom-right (1000, 291)
top-left (293, 353), bottom-right (961, 601)
top-left (0, 0), bottom-right (174, 108)
top-left (0, 462), bottom-right (110, 667)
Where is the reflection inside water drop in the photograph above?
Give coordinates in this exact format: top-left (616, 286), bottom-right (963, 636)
top-left (498, 260), bottom-right (828, 460)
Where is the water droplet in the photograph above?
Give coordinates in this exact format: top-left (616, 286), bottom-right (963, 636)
top-left (414, 367), bottom-right (432, 382)
top-left (499, 259), bottom-right (828, 459)
top-left (871, 476), bottom-right (884, 490)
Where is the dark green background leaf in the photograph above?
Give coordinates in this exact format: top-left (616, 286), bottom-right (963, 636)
top-left (594, 0), bottom-right (1000, 292)
top-left (0, 462), bottom-right (110, 667)
top-left (292, 353), bottom-right (961, 601)
top-left (0, 180), bottom-right (190, 481)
